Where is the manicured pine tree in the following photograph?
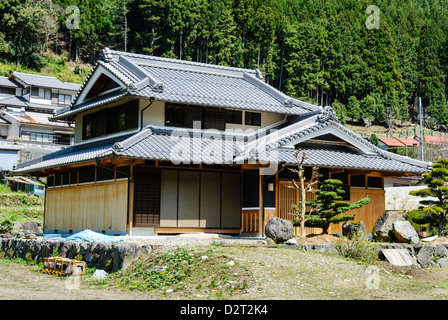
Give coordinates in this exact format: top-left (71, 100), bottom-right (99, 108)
top-left (409, 158), bottom-right (448, 236)
top-left (305, 179), bottom-right (370, 235)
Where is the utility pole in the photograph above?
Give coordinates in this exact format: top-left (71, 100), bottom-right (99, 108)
top-left (419, 97), bottom-right (424, 161)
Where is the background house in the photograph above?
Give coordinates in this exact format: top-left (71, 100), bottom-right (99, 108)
top-left (0, 72), bottom-right (80, 171)
top-left (378, 136), bottom-right (420, 151)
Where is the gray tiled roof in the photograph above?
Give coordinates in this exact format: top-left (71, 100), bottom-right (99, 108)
top-left (266, 143), bottom-right (429, 173)
top-left (14, 114), bottom-right (430, 175)
top-left (52, 48), bottom-right (321, 120)
top-left (13, 132), bottom-right (134, 173)
top-left (0, 95), bottom-right (28, 108)
top-left (0, 95), bottom-right (70, 113)
top-left (0, 76), bottom-right (23, 88)
top-left (112, 126), bottom-right (245, 164)
top-left (50, 88), bottom-right (128, 121)
top-left (11, 72), bottom-right (81, 91)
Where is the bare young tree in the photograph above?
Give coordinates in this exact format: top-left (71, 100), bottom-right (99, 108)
top-left (285, 149), bottom-right (320, 237)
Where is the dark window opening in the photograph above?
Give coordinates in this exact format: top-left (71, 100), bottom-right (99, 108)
top-left (330, 171), bottom-right (348, 185)
top-left (330, 170), bottom-right (350, 200)
top-left (368, 176), bottom-right (383, 189)
top-left (78, 165), bottom-right (95, 184)
top-left (70, 170), bottom-right (78, 185)
top-left (54, 134), bottom-right (72, 145)
top-left (165, 103), bottom-right (202, 128)
top-left (62, 173), bottom-right (70, 185)
top-left (245, 112), bottom-right (261, 126)
top-left (0, 87), bottom-right (15, 95)
top-left (116, 165), bottom-right (130, 179)
top-left (96, 166), bottom-right (115, 182)
top-left (204, 107), bottom-right (225, 130)
top-left (165, 103), bottom-right (227, 130)
top-left (226, 110), bottom-right (242, 124)
top-left (54, 174), bottom-right (61, 187)
top-left (350, 174), bottom-right (365, 188)
top-left (47, 176), bottom-right (54, 187)
top-left (82, 100), bottom-right (138, 140)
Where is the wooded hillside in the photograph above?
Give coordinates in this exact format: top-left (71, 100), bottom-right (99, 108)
top-left (1, 0), bottom-right (448, 130)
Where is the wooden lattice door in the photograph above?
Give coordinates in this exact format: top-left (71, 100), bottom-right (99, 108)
top-left (133, 167), bottom-right (161, 227)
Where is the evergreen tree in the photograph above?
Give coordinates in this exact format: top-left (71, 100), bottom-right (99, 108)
top-left (306, 179), bottom-right (370, 235)
top-left (331, 100), bottom-right (346, 125)
top-left (347, 96), bottom-right (361, 122)
top-left (360, 95), bottom-right (376, 127)
top-left (4, 0), bottom-right (448, 128)
top-left (417, 23), bottom-right (447, 125)
top-left (370, 133), bottom-right (380, 147)
top-left (410, 158), bottom-right (448, 236)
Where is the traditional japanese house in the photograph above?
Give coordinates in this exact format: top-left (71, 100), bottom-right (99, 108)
top-left (14, 49), bottom-right (430, 236)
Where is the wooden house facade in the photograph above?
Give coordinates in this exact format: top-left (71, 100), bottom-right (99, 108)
top-left (14, 49), bottom-right (430, 236)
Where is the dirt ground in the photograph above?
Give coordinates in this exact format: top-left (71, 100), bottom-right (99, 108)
top-left (1, 238), bottom-right (448, 301)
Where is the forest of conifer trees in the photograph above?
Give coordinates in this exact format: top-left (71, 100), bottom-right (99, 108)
top-left (1, 0), bottom-right (448, 129)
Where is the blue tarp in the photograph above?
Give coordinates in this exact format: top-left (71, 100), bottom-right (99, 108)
top-left (58, 229), bottom-right (123, 242)
top-left (43, 234), bottom-right (62, 239)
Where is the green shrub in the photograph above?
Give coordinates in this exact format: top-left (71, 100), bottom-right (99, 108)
top-left (335, 231), bottom-right (379, 265)
top-left (0, 218), bottom-right (13, 233)
top-left (405, 209), bottom-right (445, 236)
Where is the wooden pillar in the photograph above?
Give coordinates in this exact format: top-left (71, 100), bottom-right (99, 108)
top-left (259, 173), bottom-right (263, 236)
top-left (128, 180), bottom-right (134, 234)
top-left (128, 164), bottom-right (135, 234)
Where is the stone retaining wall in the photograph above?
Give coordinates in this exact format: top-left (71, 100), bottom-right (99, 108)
top-left (284, 242), bottom-right (448, 268)
top-left (1, 237), bottom-right (447, 271)
top-left (0, 238), bottom-right (151, 272)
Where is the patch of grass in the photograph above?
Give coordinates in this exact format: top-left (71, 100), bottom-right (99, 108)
top-left (103, 247), bottom-right (251, 299)
top-left (0, 52), bottom-right (91, 84)
top-left (0, 206), bottom-right (43, 228)
top-left (0, 187), bottom-right (44, 229)
top-left (335, 231), bottom-right (380, 265)
top-left (0, 185), bottom-right (13, 194)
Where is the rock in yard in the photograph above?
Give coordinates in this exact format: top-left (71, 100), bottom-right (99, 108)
top-left (417, 245), bottom-right (435, 267)
top-left (11, 221), bottom-right (22, 234)
top-left (342, 220), bottom-right (366, 239)
top-left (92, 269), bottom-right (108, 280)
top-left (435, 245), bottom-right (448, 258)
top-left (22, 221), bottom-right (42, 234)
top-left (438, 257), bottom-right (448, 268)
top-left (285, 238), bottom-right (298, 245)
top-left (381, 249), bottom-right (415, 266)
top-left (392, 221), bottom-right (419, 244)
top-left (372, 211), bottom-right (405, 242)
top-left (265, 217), bottom-right (294, 243)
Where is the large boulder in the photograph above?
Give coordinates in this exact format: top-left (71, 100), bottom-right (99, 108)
top-left (438, 257), bottom-right (448, 268)
top-left (417, 245), bottom-right (437, 268)
top-left (392, 221), bottom-right (419, 244)
top-left (372, 211), bottom-right (405, 242)
top-left (22, 221), bottom-right (43, 234)
top-left (265, 217), bottom-right (294, 243)
top-left (435, 245), bottom-right (448, 259)
top-left (342, 220), bottom-right (366, 239)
